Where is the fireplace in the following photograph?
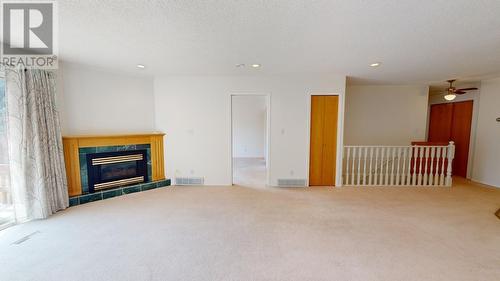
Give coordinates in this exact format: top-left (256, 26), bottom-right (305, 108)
top-left (86, 150), bottom-right (148, 193)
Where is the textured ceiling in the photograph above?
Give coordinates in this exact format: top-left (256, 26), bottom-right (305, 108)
top-left (59, 0), bottom-right (500, 84)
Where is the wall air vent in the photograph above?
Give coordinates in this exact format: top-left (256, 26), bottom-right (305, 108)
top-left (175, 177), bottom-right (204, 185)
top-left (277, 179), bottom-right (307, 187)
top-left (12, 231), bottom-right (41, 245)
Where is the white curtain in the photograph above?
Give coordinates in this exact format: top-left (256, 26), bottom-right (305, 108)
top-left (5, 66), bottom-right (68, 221)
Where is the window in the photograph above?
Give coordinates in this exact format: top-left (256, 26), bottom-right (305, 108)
top-left (0, 75), bottom-right (14, 229)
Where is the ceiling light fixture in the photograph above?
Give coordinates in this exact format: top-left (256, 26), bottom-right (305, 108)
top-left (370, 62), bottom-right (381, 67)
top-left (251, 64), bottom-right (261, 68)
top-left (236, 63), bottom-right (245, 68)
top-left (444, 93), bottom-right (456, 101)
top-left (137, 64), bottom-right (146, 69)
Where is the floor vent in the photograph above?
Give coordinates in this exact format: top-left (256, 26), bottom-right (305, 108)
top-left (277, 179), bottom-right (307, 187)
top-left (175, 177), bottom-right (204, 185)
top-left (12, 231), bottom-right (40, 245)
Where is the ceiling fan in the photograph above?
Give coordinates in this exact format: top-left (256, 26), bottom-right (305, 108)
top-left (444, 79), bottom-right (478, 101)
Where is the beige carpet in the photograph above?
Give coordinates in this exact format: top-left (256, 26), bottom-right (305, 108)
top-left (0, 178), bottom-right (499, 281)
top-left (232, 157), bottom-right (266, 187)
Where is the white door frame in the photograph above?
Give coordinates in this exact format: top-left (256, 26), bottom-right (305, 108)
top-left (229, 93), bottom-right (271, 186)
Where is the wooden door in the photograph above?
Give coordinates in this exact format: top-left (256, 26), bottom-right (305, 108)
top-left (309, 96), bottom-right (325, 185)
top-left (450, 101), bottom-right (473, 177)
top-left (428, 103), bottom-right (453, 142)
top-left (309, 95), bottom-right (338, 186)
top-left (427, 101), bottom-right (473, 178)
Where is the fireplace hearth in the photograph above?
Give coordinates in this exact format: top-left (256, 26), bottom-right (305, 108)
top-left (87, 149), bottom-right (148, 193)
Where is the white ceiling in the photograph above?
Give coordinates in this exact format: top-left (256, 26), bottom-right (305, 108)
top-left (59, 0), bottom-right (500, 84)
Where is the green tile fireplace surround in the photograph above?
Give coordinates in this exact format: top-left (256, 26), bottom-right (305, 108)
top-left (78, 144), bottom-right (153, 194)
top-left (69, 179), bottom-right (171, 207)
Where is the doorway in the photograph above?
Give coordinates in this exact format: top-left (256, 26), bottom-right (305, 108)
top-left (309, 95), bottom-right (339, 186)
top-left (428, 101), bottom-right (473, 178)
top-left (231, 95), bottom-right (269, 187)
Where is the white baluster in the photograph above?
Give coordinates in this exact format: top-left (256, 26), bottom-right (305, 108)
top-left (383, 147), bottom-right (391, 185)
top-left (418, 147), bottom-right (425, 186)
top-left (351, 147), bottom-right (356, 186)
top-left (396, 147), bottom-right (401, 186)
top-left (445, 141), bottom-right (455, 186)
top-left (380, 147), bottom-right (387, 185)
top-left (423, 147), bottom-right (429, 185)
top-left (362, 147), bottom-right (368, 185)
top-left (357, 147), bottom-right (362, 185)
top-left (429, 147), bottom-right (435, 186)
top-left (440, 147), bottom-right (447, 186)
top-left (406, 147), bottom-right (412, 186)
top-left (390, 147), bottom-right (396, 185)
top-left (434, 146), bottom-right (439, 185)
top-left (401, 147), bottom-right (408, 186)
top-left (435, 147), bottom-right (441, 186)
top-left (368, 147), bottom-right (373, 186)
top-left (345, 147), bottom-right (351, 185)
top-left (412, 146), bottom-right (418, 186)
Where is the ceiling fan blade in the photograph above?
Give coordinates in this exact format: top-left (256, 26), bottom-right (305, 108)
top-left (457, 87), bottom-right (478, 91)
top-left (455, 90), bottom-right (466, 95)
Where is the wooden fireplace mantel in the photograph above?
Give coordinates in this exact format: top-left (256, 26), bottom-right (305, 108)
top-left (62, 133), bottom-right (165, 196)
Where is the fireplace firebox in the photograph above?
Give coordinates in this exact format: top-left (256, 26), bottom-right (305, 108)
top-left (87, 150), bottom-right (148, 193)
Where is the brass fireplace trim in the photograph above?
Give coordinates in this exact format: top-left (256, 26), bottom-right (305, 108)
top-left (93, 176), bottom-right (145, 190)
top-left (92, 154), bottom-right (143, 165)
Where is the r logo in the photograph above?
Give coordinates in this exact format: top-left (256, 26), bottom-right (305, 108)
top-left (2, 3), bottom-right (53, 55)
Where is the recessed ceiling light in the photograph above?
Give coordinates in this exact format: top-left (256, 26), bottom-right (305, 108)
top-left (251, 64), bottom-right (261, 68)
top-left (236, 63), bottom-right (245, 68)
top-left (370, 62), bottom-right (381, 67)
top-left (137, 64), bottom-right (145, 69)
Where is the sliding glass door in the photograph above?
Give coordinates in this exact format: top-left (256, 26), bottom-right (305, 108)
top-left (0, 76), bottom-right (14, 230)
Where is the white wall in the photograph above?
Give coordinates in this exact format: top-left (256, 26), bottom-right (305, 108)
top-left (154, 74), bottom-right (346, 186)
top-left (232, 95), bottom-right (266, 158)
top-left (344, 85), bottom-right (429, 145)
top-left (59, 62), bottom-right (155, 135)
top-left (472, 77), bottom-right (500, 187)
